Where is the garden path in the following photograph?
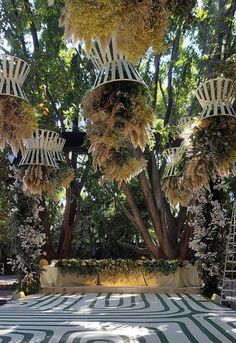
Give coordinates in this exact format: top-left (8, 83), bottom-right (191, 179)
top-left (0, 293), bottom-right (235, 342)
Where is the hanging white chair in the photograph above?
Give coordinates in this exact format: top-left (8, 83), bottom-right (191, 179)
top-left (162, 147), bottom-right (183, 178)
top-left (0, 54), bottom-right (30, 101)
top-left (177, 117), bottom-right (198, 131)
top-left (53, 137), bottom-right (66, 162)
top-left (90, 37), bottom-right (146, 89)
top-left (195, 78), bottom-right (236, 119)
top-left (20, 129), bottom-right (59, 168)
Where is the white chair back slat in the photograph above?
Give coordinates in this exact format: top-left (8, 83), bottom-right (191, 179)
top-left (216, 78), bottom-right (221, 101)
top-left (89, 38), bottom-right (146, 89)
top-left (210, 80), bottom-right (216, 102)
top-left (19, 129), bottom-right (60, 168)
top-left (123, 61), bottom-right (133, 80)
top-left (227, 82), bottom-right (234, 104)
top-left (1, 55), bottom-right (7, 78)
top-left (8, 55), bottom-right (14, 80)
top-left (220, 103), bottom-right (226, 116)
top-left (196, 78), bottom-right (236, 119)
top-left (53, 138), bottom-right (65, 162)
top-left (6, 79), bottom-right (10, 95)
top-left (0, 54), bottom-right (30, 101)
top-left (222, 78), bottom-right (229, 101)
top-left (196, 88), bottom-right (205, 108)
top-left (14, 58), bottom-right (22, 81)
top-left (118, 60), bottom-right (124, 79)
top-left (111, 61), bottom-right (116, 80)
top-left (203, 82), bottom-right (211, 102)
top-left (0, 78), bottom-right (4, 93)
top-left (17, 82), bottom-right (25, 99)
top-left (12, 81), bottom-right (17, 96)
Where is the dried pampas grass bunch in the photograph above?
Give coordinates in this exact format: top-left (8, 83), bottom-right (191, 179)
top-left (0, 96), bottom-right (37, 156)
top-left (82, 82), bottom-right (154, 185)
top-left (14, 162), bottom-right (74, 197)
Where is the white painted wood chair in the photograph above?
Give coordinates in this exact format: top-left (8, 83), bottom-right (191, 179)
top-left (53, 137), bottom-right (66, 162)
top-left (0, 54), bottom-right (30, 101)
top-left (90, 37), bottom-right (146, 89)
top-left (162, 147), bottom-right (183, 178)
top-left (177, 117), bottom-right (198, 131)
top-left (195, 78), bottom-right (236, 119)
top-left (20, 129), bottom-right (59, 168)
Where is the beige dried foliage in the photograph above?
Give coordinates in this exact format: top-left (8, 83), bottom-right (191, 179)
top-left (0, 96), bottom-right (37, 156)
top-left (162, 176), bottom-right (191, 207)
top-left (22, 165), bottom-right (52, 196)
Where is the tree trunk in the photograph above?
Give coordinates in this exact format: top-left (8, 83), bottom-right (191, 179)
top-left (164, 21), bottom-right (183, 126)
top-left (38, 199), bottom-right (55, 261)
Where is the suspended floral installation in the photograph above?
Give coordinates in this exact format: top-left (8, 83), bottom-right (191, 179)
top-left (0, 55), bottom-right (37, 156)
top-left (162, 146), bottom-right (191, 207)
top-left (83, 81), bottom-right (154, 185)
top-left (162, 78), bottom-right (236, 207)
top-left (14, 129), bottom-right (74, 196)
top-left (58, 0), bottom-right (169, 63)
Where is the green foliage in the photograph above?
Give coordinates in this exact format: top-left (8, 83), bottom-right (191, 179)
top-left (56, 258), bottom-right (180, 276)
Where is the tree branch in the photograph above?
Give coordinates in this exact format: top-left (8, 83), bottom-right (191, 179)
top-left (164, 21), bottom-right (183, 126)
top-left (104, 184), bottom-right (136, 225)
top-left (117, 240), bottom-right (150, 256)
top-left (121, 181), bottom-right (159, 258)
top-left (45, 83), bottom-right (66, 131)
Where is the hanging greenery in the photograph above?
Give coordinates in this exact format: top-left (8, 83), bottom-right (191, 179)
top-left (82, 81), bottom-right (154, 185)
top-left (0, 96), bottom-right (37, 156)
top-left (59, 0), bottom-right (169, 62)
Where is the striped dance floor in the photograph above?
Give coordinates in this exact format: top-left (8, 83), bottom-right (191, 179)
top-left (0, 293), bottom-right (235, 342)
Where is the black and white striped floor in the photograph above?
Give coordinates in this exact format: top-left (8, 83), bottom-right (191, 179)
top-left (0, 293), bottom-right (235, 342)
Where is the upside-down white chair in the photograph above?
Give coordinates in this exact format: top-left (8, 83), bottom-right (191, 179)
top-left (162, 147), bottom-right (183, 178)
top-left (195, 78), bottom-right (236, 119)
top-left (0, 54), bottom-right (30, 101)
top-left (177, 117), bottom-right (198, 131)
top-left (90, 37), bottom-right (146, 89)
top-left (53, 137), bottom-right (66, 162)
top-left (20, 129), bottom-right (59, 168)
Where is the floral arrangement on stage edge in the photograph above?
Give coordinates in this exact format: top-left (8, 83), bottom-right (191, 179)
top-left (56, 258), bottom-right (180, 276)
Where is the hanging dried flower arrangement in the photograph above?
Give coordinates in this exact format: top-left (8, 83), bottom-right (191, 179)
top-left (182, 116), bottom-right (236, 187)
top-left (163, 116), bottom-right (236, 206)
top-left (59, 0), bottom-right (169, 62)
top-left (162, 77), bottom-right (236, 207)
top-left (0, 97), bottom-right (37, 156)
top-left (15, 129), bottom-right (74, 197)
top-left (83, 81), bottom-right (154, 185)
top-left (0, 54), bottom-right (37, 156)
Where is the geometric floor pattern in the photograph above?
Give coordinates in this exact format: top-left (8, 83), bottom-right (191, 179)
top-left (0, 293), bottom-right (236, 342)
